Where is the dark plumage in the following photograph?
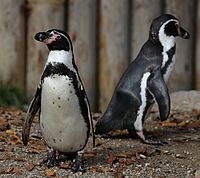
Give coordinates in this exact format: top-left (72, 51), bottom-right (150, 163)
top-left (95, 14), bottom-right (190, 145)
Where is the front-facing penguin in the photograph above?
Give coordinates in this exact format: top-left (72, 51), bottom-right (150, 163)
top-left (22, 29), bottom-right (95, 172)
top-left (95, 14), bottom-right (190, 145)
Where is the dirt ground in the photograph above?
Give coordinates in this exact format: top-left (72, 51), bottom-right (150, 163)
top-left (0, 90), bottom-right (200, 178)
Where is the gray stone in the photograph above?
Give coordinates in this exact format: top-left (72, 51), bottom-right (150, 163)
top-left (195, 169), bottom-right (200, 178)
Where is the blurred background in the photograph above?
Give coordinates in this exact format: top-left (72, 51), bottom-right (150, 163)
top-left (0, 0), bottom-right (198, 112)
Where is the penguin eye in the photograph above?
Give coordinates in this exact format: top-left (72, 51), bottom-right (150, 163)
top-left (164, 21), bottom-right (179, 37)
top-left (48, 32), bottom-right (53, 37)
top-left (175, 23), bottom-right (179, 28)
top-left (57, 35), bottom-right (61, 39)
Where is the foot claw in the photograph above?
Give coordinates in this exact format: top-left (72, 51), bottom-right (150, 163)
top-left (46, 147), bottom-right (59, 167)
top-left (143, 139), bottom-right (168, 146)
top-left (135, 131), bottom-right (168, 146)
top-left (47, 159), bottom-right (59, 168)
top-left (71, 156), bottom-right (86, 173)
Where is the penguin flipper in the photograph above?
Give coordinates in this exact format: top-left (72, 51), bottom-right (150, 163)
top-left (147, 67), bottom-right (170, 121)
top-left (22, 86), bottom-right (41, 145)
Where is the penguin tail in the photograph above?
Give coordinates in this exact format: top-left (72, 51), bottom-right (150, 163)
top-left (95, 114), bottom-right (114, 135)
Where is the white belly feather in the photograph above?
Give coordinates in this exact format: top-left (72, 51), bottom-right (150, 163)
top-left (40, 74), bottom-right (88, 153)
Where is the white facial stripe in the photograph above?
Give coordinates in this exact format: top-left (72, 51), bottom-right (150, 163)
top-left (159, 19), bottom-right (178, 49)
top-left (134, 72), bottom-right (151, 131)
top-left (159, 19), bottom-right (177, 68)
top-left (160, 19), bottom-right (179, 32)
top-left (56, 31), bottom-right (67, 38)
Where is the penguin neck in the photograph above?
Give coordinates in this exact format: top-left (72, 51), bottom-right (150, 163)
top-left (158, 19), bottom-right (177, 52)
top-left (158, 33), bottom-right (176, 68)
top-left (47, 50), bottom-right (77, 72)
top-left (159, 34), bottom-right (176, 52)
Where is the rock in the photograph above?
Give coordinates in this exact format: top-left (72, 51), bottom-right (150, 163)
top-left (170, 90), bottom-right (200, 115)
top-left (195, 169), bottom-right (200, 178)
top-left (139, 154), bottom-right (146, 159)
top-left (175, 154), bottom-right (185, 159)
top-left (0, 117), bottom-right (9, 131)
top-left (150, 90), bottom-right (200, 120)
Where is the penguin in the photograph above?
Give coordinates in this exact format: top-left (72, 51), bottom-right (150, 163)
top-left (95, 14), bottom-right (190, 145)
top-left (22, 29), bottom-right (95, 172)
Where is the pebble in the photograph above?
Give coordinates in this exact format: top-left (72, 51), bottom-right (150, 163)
top-left (145, 163), bottom-right (150, 167)
top-left (184, 151), bottom-right (191, 155)
top-left (163, 150), bottom-right (170, 154)
top-left (195, 169), bottom-right (200, 178)
top-left (139, 154), bottom-right (146, 159)
top-left (175, 154), bottom-right (185, 159)
top-left (136, 164), bottom-right (142, 168)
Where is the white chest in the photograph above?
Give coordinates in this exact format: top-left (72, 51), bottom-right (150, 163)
top-left (40, 74), bottom-right (88, 153)
top-left (46, 50), bottom-right (76, 73)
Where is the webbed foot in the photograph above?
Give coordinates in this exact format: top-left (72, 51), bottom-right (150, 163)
top-left (47, 147), bottom-right (59, 167)
top-left (71, 154), bottom-right (86, 173)
top-left (128, 129), bottom-right (168, 146)
top-left (137, 131), bottom-right (168, 145)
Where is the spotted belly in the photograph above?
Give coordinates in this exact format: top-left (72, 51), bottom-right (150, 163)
top-left (40, 74), bottom-right (88, 153)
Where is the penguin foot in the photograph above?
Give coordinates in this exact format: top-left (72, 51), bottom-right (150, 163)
top-left (47, 158), bottom-right (59, 168)
top-left (128, 129), bottom-right (138, 138)
top-left (71, 155), bottom-right (86, 173)
top-left (47, 147), bottom-right (59, 167)
top-left (136, 131), bottom-right (168, 146)
top-left (142, 138), bottom-right (168, 146)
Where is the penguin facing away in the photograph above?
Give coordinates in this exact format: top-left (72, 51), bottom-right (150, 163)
top-left (22, 29), bottom-right (95, 172)
top-left (95, 14), bottom-right (190, 145)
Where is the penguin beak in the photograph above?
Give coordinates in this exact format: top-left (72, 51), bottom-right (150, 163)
top-left (179, 27), bottom-right (190, 39)
top-left (34, 32), bottom-right (50, 42)
top-left (176, 24), bottom-right (190, 39)
top-left (34, 31), bottom-right (61, 44)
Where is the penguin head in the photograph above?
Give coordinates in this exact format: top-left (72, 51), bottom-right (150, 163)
top-left (34, 29), bottom-right (73, 51)
top-left (149, 14), bottom-right (190, 43)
